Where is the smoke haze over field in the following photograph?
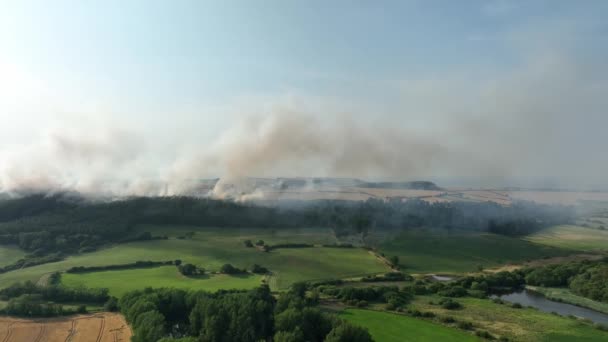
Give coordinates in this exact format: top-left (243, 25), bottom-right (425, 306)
top-left (1, 1), bottom-right (607, 196)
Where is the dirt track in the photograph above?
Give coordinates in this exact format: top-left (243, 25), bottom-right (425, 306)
top-left (0, 313), bottom-right (131, 342)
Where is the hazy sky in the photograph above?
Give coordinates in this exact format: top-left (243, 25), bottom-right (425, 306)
top-left (1, 0), bottom-right (607, 193)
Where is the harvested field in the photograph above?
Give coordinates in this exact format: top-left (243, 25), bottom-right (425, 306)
top-left (0, 313), bottom-right (131, 342)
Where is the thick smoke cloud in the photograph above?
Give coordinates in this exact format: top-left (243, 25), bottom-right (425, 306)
top-left (1, 23), bottom-right (607, 196)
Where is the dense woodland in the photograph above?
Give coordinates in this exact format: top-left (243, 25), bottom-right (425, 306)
top-left (119, 284), bottom-right (372, 342)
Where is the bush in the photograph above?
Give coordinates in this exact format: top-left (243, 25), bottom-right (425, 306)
top-left (441, 316), bottom-right (455, 323)
top-left (511, 303), bottom-right (522, 309)
top-left (244, 240), bottom-right (253, 247)
top-left (475, 330), bottom-right (494, 340)
top-left (178, 263), bottom-right (203, 276)
top-left (457, 321), bottom-right (473, 330)
top-left (251, 264), bottom-right (269, 274)
top-left (439, 298), bottom-right (462, 310)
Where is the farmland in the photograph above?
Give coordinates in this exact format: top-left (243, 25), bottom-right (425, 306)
top-left (62, 266), bottom-right (263, 297)
top-left (525, 225), bottom-right (608, 252)
top-left (0, 313), bottom-right (131, 342)
top-left (340, 308), bottom-right (479, 342)
top-left (0, 245), bottom-right (25, 268)
top-left (375, 229), bottom-right (569, 273)
top-left (0, 226), bottom-right (389, 292)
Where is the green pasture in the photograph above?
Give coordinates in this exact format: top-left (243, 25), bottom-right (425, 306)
top-left (411, 295), bottom-right (608, 342)
top-left (340, 309), bottom-right (478, 342)
top-left (0, 226), bottom-right (388, 291)
top-left (0, 245), bottom-right (26, 267)
top-left (61, 266), bottom-right (262, 297)
top-left (377, 229), bottom-right (569, 273)
top-left (525, 225), bottom-right (608, 252)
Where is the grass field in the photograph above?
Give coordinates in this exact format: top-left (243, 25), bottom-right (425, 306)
top-left (525, 225), bottom-right (608, 252)
top-left (410, 295), bottom-right (608, 341)
top-left (0, 313), bottom-right (131, 342)
top-left (0, 245), bottom-right (26, 267)
top-left (62, 266), bottom-right (263, 297)
top-left (340, 309), bottom-right (478, 341)
top-left (527, 286), bottom-right (608, 314)
top-left (376, 229), bottom-right (569, 273)
top-left (0, 226), bottom-right (388, 291)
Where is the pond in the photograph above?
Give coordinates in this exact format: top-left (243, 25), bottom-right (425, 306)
top-left (493, 289), bottom-right (608, 325)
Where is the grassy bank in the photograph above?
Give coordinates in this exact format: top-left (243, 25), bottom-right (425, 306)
top-left (410, 295), bottom-right (607, 341)
top-left (527, 286), bottom-right (608, 315)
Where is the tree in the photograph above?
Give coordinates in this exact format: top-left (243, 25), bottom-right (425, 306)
top-left (255, 239), bottom-right (265, 246)
top-left (133, 310), bottom-right (166, 342)
top-left (274, 329), bottom-right (305, 342)
top-left (178, 263), bottom-right (198, 276)
top-left (389, 256), bottom-right (399, 267)
top-left (251, 264), bottom-right (269, 274)
top-left (325, 322), bottom-right (373, 342)
top-left (174, 259), bottom-right (182, 266)
top-left (244, 239), bottom-right (254, 247)
top-left (220, 264), bottom-right (242, 274)
top-left (104, 297), bottom-right (118, 311)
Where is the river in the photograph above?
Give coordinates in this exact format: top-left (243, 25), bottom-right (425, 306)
top-left (493, 289), bottom-right (608, 325)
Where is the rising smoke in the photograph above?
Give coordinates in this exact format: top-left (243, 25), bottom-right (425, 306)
top-left (1, 23), bottom-right (607, 197)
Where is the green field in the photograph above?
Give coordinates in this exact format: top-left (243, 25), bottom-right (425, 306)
top-left (411, 295), bottom-right (608, 341)
top-left (0, 226), bottom-right (388, 291)
top-left (0, 244), bottom-right (26, 267)
top-left (62, 266), bottom-right (262, 297)
top-left (377, 229), bottom-right (569, 273)
top-left (527, 286), bottom-right (608, 314)
top-left (526, 225), bottom-right (608, 252)
top-left (340, 309), bottom-right (478, 341)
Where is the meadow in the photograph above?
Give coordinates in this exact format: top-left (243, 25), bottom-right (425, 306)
top-left (0, 225), bottom-right (388, 292)
top-left (340, 308), bottom-right (478, 342)
top-left (525, 225), bottom-right (608, 252)
top-left (410, 295), bottom-right (608, 342)
top-left (62, 266), bottom-right (263, 297)
top-left (376, 229), bottom-right (569, 273)
top-left (0, 245), bottom-right (25, 267)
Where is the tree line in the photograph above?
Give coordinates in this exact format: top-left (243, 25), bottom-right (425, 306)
top-left (118, 284), bottom-right (372, 342)
top-left (0, 194), bottom-right (575, 269)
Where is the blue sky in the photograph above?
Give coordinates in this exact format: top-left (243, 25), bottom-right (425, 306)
top-left (0, 1), bottom-right (607, 190)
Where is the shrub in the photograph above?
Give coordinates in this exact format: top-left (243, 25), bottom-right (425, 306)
top-left (251, 264), bottom-right (269, 274)
top-left (441, 316), bottom-right (455, 323)
top-left (439, 298), bottom-right (462, 310)
top-left (244, 240), bottom-right (253, 247)
top-left (457, 321), bottom-right (473, 330)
